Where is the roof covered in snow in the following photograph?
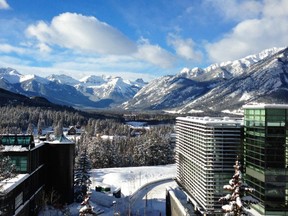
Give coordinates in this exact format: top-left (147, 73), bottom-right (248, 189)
top-left (47, 134), bottom-right (74, 144)
top-left (177, 116), bottom-right (243, 126)
top-left (243, 104), bottom-right (288, 109)
top-left (0, 174), bottom-right (29, 193)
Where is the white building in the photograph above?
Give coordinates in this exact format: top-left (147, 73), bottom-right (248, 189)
top-left (175, 116), bottom-right (243, 215)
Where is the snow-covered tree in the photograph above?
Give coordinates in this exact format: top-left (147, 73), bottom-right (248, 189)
top-left (54, 119), bottom-right (64, 137)
top-left (26, 122), bottom-right (34, 135)
top-left (219, 157), bottom-right (259, 216)
top-left (74, 149), bottom-right (92, 202)
top-left (0, 151), bottom-right (16, 191)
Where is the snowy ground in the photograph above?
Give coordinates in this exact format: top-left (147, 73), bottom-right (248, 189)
top-left (40, 164), bottom-right (177, 216)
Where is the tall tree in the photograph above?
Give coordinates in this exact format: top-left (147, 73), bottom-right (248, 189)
top-left (74, 149), bottom-right (92, 202)
top-left (0, 152), bottom-right (16, 189)
top-left (219, 157), bottom-right (259, 215)
top-left (54, 119), bottom-right (64, 137)
top-left (26, 122), bottom-right (34, 135)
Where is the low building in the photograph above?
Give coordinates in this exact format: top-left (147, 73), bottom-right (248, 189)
top-left (0, 134), bottom-right (75, 216)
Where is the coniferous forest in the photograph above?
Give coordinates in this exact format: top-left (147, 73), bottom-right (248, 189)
top-left (0, 104), bottom-right (175, 169)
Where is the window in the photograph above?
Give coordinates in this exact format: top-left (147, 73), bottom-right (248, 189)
top-left (15, 192), bottom-right (23, 209)
top-left (10, 156), bottom-right (28, 172)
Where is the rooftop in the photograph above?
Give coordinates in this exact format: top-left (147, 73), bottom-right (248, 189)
top-left (0, 134), bottom-right (35, 151)
top-left (243, 103), bottom-right (288, 109)
top-left (176, 116), bottom-right (243, 126)
top-left (0, 174), bottom-right (29, 194)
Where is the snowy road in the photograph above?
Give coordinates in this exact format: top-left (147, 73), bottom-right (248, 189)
top-left (129, 179), bottom-right (177, 216)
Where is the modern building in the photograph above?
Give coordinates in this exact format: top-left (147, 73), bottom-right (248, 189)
top-left (243, 104), bottom-right (288, 215)
top-left (0, 134), bottom-right (75, 216)
top-left (175, 116), bottom-right (243, 215)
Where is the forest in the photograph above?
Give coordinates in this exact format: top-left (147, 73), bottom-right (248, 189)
top-left (0, 105), bottom-right (176, 168)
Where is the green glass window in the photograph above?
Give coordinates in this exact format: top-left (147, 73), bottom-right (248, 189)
top-left (1, 137), bottom-right (15, 145)
top-left (10, 156), bottom-right (28, 172)
top-left (17, 137), bottom-right (31, 146)
top-left (267, 109), bottom-right (285, 116)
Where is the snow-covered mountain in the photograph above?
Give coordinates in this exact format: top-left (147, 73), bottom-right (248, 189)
top-left (123, 47), bottom-right (288, 113)
top-left (75, 75), bottom-right (146, 104)
top-left (178, 47), bottom-right (288, 114)
top-left (1, 47), bottom-right (287, 113)
top-left (0, 70), bottom-right (147, 108)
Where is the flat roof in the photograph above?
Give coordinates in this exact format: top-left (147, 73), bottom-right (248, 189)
top-left (0, 174), bottom-right (29, 194)
top-left (176, 116), bottom-right (243, 125)
top-left (243, 104), bottom-right (288, 109)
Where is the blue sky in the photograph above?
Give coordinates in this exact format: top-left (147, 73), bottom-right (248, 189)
top-left (0, 0), bottom-right (287, 81)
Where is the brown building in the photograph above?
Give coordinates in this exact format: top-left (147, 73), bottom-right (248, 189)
top-left (0, 134), bottom-right (75, 216)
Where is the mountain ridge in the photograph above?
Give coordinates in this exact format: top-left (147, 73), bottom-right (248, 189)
top-left (123, 47), bottom-right (288, 114)
top-left (0, 46), bottom-right (287, 114)
top-left (0, 69), bottom-right (146, 109)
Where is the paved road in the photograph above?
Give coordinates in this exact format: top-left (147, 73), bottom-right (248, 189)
top-left (129, 179), bottom-right (177, 216)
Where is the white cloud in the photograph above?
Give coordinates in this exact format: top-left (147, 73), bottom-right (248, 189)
top-left (167, 34), bottom-right (202, 61)
top-left (26, 12), bottom-right (177, 68)
top-left (26, 12), bottom-right (137, 55)
top-left (0, 43), bottom-right (26, 54)
top-left (136, 38), bottom-right (176, 68)
top-left (204, 0), bottom-right (262, 21)
top-left (205, 0), bottom-right (288, 63)
top-left (263, 0), bottom-right (288, 18)
top-left (0, 0), bottom-right (10, 10)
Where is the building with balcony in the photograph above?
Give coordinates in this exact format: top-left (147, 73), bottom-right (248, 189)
top-left (0, 134), bottom-right (75, 216)
top-left (175, 116), bottom-right (243, 215)
top-left (243, 104), bottom-right (288, 215)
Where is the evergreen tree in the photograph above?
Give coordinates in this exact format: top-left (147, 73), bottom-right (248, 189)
top-left (74, 149), bottom-right (92, 202)
top-left (54, 119), bottom-right (64, 137)
top-left (26, 122), bottom-right (34, 135)
top-left (0, 152), bottom-right (16, 189)
top-left (219, 157), bottom-right (259, 215)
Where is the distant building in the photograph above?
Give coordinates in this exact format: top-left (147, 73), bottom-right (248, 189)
top-left (0, 134), bottom-right (75, 216)
top-left (67, 126), bottom-right (77, 135)
top-left (243, 104), bottom-right (288, 215)
top-left (67, 126), bottom-right (83, 135)
top-left (175, 116), bottom-right (243, 215)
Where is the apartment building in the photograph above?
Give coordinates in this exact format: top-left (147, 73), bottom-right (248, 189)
top-left (175, 116), bottom-right (243, 215)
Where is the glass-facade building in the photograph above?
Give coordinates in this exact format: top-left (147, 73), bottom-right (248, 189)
top-left (176, 116), bottom-right (243, 215)
top-left (243, 104), bottom-right (288, 215)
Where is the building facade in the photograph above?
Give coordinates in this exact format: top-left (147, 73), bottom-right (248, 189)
top-left (175, 116), bottom-right (243, 215)
top-left (243, 104), bottom-right (288, 215)
top-left (0, 135), bottom-right (45, 216)
top-left (0, 134), bottom-right (75, 216)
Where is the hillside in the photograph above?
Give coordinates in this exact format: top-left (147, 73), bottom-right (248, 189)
top-left (123, 47), bottom-right (288, 114)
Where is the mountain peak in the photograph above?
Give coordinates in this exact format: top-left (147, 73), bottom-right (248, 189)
top-left (47, 74), bottom-right (79, 85)
top-left (79, 75), bottom-right (105, 85)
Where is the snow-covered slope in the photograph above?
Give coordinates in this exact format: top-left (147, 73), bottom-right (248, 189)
top-left (47, 74), bottom-right (80, 86)
top-left (122, 75), bottom-right (213, 110)
top-left (1, 47), bottom-right (286, 112)
top-left (76, 76), bottom-right (145, 104)
top-left (0, 69), bottom-right (146, 108)
top-left (123, 47), bottom-right (287, 113)
top-left (179, 47), bottom-right (288, 114)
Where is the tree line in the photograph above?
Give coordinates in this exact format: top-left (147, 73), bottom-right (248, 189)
top-left (0, 105), bottom-right (176, 168)
top-left (76, 119), bottom-right (175, 168)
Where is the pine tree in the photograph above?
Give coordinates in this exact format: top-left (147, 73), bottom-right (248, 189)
top-left (0, 152), bottom-right (16, 190)
top-left (26, 122), bottom-right (34, 135)
top-left (74, 149), bottom-right (92, 202)
top-left (219, 157), bottom-right (259, 216)
top-left (54, 119), bottom-right (64, 138)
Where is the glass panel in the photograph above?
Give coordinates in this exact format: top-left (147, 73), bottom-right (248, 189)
top-left (267, 109), bottom-right (285, 116)
top-left (10, 156), bottom-right (28, 172)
